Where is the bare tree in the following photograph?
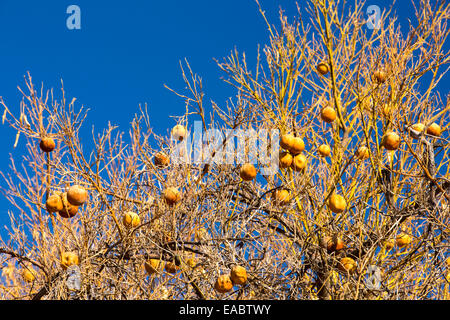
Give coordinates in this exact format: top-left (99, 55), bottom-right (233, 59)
top-left (0, 0), bottom-right (449, 300)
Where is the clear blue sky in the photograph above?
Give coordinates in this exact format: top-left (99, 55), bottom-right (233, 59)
top-left (0, 1), bottom-right (440, 234)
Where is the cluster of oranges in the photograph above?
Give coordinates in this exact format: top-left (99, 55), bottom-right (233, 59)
top-left (45, 185), bottom-right (88, 219)
top-left (214, 265), bottom-right (248, 294)
top-left (144, 258), bottom-right (179, 276)
top-left (279, 134), bottom-right (307, 171)
top-left (40, 137), bottom-right (88, 219)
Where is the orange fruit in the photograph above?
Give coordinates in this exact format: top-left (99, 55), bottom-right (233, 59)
top-left (355, 146), bottom-right (370, 160)
top-left (426, 123), bottom-right (441, 137)
top-left (410, 123), bottom-right (425, 139)
top-left (289, 137), bottom-right (305, 155)
top-left (318, 144), bottom-right (331, 157)
top-left (280, 134), bottom-right (295, 151)
top-left (164, 187), bottom-right (181, 205)
top-left (67, 185), bottom-right (88, 206)
top-left (382, 132), bottom-right (401, 151)
top-left (154, 152), bottom-right (170, 167)
top-left (333, 238), bottom-right (345, 251)
top-left (59, 192), bottom-right (79, 218)
top-left (279, 151), bottom-right (293, 168)
top-left (214, 274), bottom-right (233, 293)
top-left (240, 163), bottom-right (257, 181)
top-left (39, 137), bottom-right (55, 153)
top-left (328, 193), bottom-right (346, 214)
top-left (396, 233), bottom-right (412, 248)
top-left (230, 266), bottom-right (247, 285)
top-left (46, 193), bottom-right (64, 213)
top-left (411, 123), bottom-right (425, 134)
top-left (280, 135), bottom-right (305, 155)
top-left (316, 62), bottom-right (329, 75)
top-left (171, 124), bottom-right (186, 141)
top-left (292, 154), bottom-right (307, 172)
top-left (61, 251), bottom-right (79, 269)
top-left (272, 189), bottom-right (291, 205)
top-left (373, 70), bottom-right (387, 83)
top-left (321, 107), bottom-right (336, 123)
top-left (123, 211), bottom-right (141, 228)
top-left (321, 235), bottom-right (345, 253)
top-left (165, 261), bottom-right (178, 274)
top-left (339, 257), bottom-right (356, 273)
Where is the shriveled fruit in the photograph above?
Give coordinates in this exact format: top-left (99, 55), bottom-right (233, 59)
top-left (280, 134), bottom-right (295, 151)
top-left (164, 187), bottom-right (181, 205)
top-left (272, 189), bottom-right (290, 206)
top-left (279, 151), bottom-right (293, 168)
top-left (321, 235), bottom-right (345, 253)
top-left (61, 251), bottom-right (79, 269)
top-left (22, 268), bottom-right (37, 282)
top-left (339, 257), bottom-right (356, 273)
top-left (214, 274), bottom-right (233, 293)
top-left (165, 261), bottom-right (178, 274)
top-left (67, 185), bottom-right (88, 206)
top-left (396, 232), bottom-right (412, 248)
top-left (59, 192), bottom-right (79, 218)
top-left (279, 134), bottom-right (305, 154)
top-left (292, 154), bottom-right (307, 172)
top-left (289, 137), bottom-right (305, 155)
top-left (321, 106), bottom-right (336, 123)
top-left (39, 137), bottom-right (55, 153)
top-left (46, 193), bottom-right (64, 213)
top-left (333, 237), bottom-right (345, 251)
top-left (171, 124), bottom-right (186, 141)
top-left (123, 211), bottom-right (141, 228)
top-left (328, 193), bottom-right (346, 214)
top-left (355, 146), bottom-right (370, 160)
top-left (316, 62), bottom-right (329, 75)
top-left (382, 132), bottom-right (401, 151)
top-left (230, 266), bottom-right (247, 285)
top-left (154, 152), bottom-right (170, 167)
top-left (318, 144), bottom-right (331, 157)
top-left (145, 259), bottom-right (164, 275)
top-left (426, 123), bottom-right (441, 137)
top-left (373, 70), bottom-right (387, 83)
top-left (240, 163), bottom-right (257, 181)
